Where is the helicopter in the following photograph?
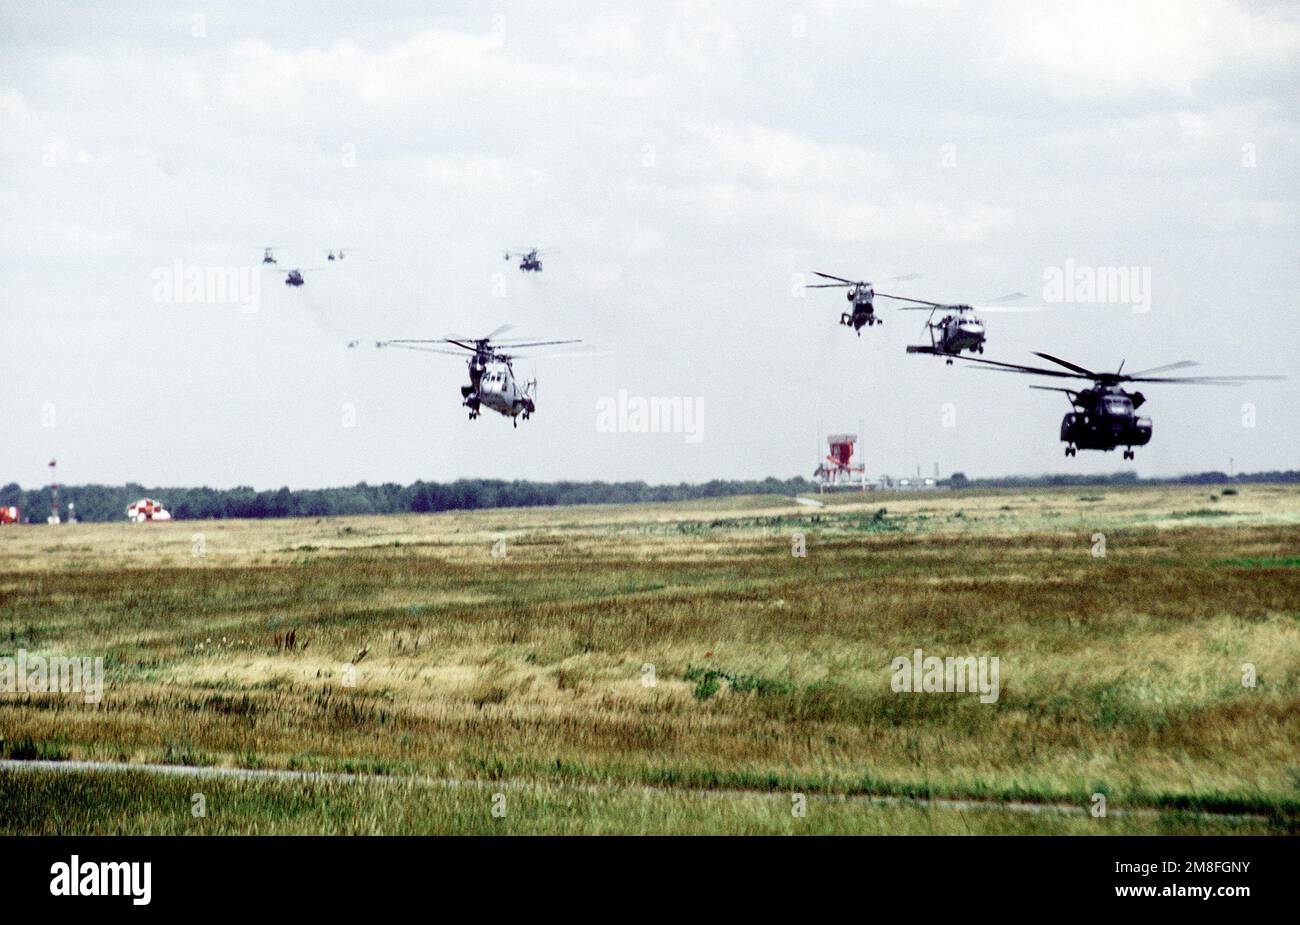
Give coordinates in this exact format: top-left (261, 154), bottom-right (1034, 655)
top-left (958, 351), bottom-right (1285, 459)
top-left (807, 271), bottom-right (920, 334)
top-left (504, 248), bottom-right (545, 272)
top-left (327, 248), bottom-right (353, 262)
top-left (896, 292), bottom-right (1039, 364)
top-left (268, 267), bottom-right (322, 287)
top-left (373, 325), bottom-right (584, 426)
top-left (261, 247), bottom-right (279, 265)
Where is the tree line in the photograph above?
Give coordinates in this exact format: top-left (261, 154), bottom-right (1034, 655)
top-left (0, 477), bottom-right (816, 522)
top-left (1, 470), bottom-right (1294, 522)
top-left (949, 470), bottom-right (1300, 488)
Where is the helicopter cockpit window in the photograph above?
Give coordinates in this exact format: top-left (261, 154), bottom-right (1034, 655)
top-left (1104, 397), bottom-right (1132, 415)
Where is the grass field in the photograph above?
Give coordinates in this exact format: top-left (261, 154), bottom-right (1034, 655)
top-left (1, 484), bottom-right (1297, 834)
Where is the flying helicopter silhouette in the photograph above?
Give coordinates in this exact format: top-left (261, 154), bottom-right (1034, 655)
top-left (807, 271), bottom-right (920, 334)
top-left (327, 247), bottom-right (354, 262)
top-left (255, 245), bottom-right (321, 285)
top-left (896, 292), bottom-right (1043, 363)
top-left (959, 351), bottom-right (1285, 459)
top-left (504, 248), bottom-right (546, 272)
top-left (372, 325), bottom-right (586, 426)
top-left (267, 266), bottom-right (323, 287)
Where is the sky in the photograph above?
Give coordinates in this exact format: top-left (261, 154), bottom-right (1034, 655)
top-left (2, 0), bottom-right (1297, 489)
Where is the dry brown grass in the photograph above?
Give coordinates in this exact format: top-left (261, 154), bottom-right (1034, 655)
top-left (1, 483), bottom-right (1297, 832)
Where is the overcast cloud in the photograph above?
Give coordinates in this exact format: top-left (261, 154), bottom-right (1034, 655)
top-left (2, 0), bottom-right (1296, 489)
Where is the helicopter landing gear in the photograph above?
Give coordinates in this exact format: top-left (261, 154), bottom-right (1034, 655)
top-left (468, 410), bottom-right (479, 420)
top-left (977, 345), bottom-right (984, 354)
top-left (1123, 449), bottom-right (1134, 460)
top-left (513, 418), bottom-right (517, 429)
top-left (945, 357), bottom-right (954, 366)
top-left (1065, 445), bottom-right (1077, 457)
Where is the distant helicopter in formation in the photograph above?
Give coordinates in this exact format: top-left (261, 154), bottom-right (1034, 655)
top-left (258, 246), bottom-right (320, 285)
top-left (327, 248), bottom-right (353, 261)
top-left (269, 267), bottom-right (322, 287)
top-left (504, 248), bottom-right (545, 272)
top-left (807, 271), bottom-right (920, 334)
top-left (959, 352), bottom-right (1285, 459)
top-left (372, 325), bottom-right (586, 426)
top-left (897, 292), bottom-right (1039, 364)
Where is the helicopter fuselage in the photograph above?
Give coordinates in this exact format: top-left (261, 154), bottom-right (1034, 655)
top-left (934, 311), bottom-right (985, 354)
top-left (1061, 386), bottom-right (1151, 457)
top-left (464, 358), bottom-right (534, 421)
top-left (906, 309), bottom-right (985, 362)
top-left (841, 286), bottom-right (879, 332)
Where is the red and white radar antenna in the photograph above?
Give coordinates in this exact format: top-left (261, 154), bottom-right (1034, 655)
top-left (814, 433), bottom-right (868, 493)
top-left (47, 458), bottom-right (61, 525)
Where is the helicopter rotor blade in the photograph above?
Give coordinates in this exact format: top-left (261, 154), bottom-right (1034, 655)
top-left (1126, 360), bottom-right (1199, 377)
top-left (876, 292), bottom-right (944, 307)
top-left (958, 354), bottom-right (1091, 379)
top-left (381, 339), bottom-right (472, 351)
top-left (810, 271), bottom-right (857, 285)
top-left (375, 343), bottom-right (469, 357)
top-left (438, 325), bottom-right (516, 346)
top-left (436, 339), bottom-right (482, 353)
top-left (1031, 352), bottom-right (1099, 378)
top-left (508, 348), bottom-right (604, 360)
top-left (966, 352), bottom-right (1286, 386)
top-left (918, 306), bottom-right (938, 338)
top-left (968, 292), bottom-right (1048, 312)
top-left (387, 338), bottom-right (473, 347)
top-left (491, 338), bottom-right (582, 349)
top-left (1126, 374), bottom-right (1286, 384)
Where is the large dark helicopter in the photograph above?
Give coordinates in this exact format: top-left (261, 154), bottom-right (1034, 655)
top-left (504, 248), bottom-right (545, 272)
top-left (372, 325), bottom-right (585, 426)
top-left (807, 271), bottom-right (920, 334)
top-left (896, 292), bottom-right (1039, 364)
top-left (959, 351), bottom-right (1284, 459)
